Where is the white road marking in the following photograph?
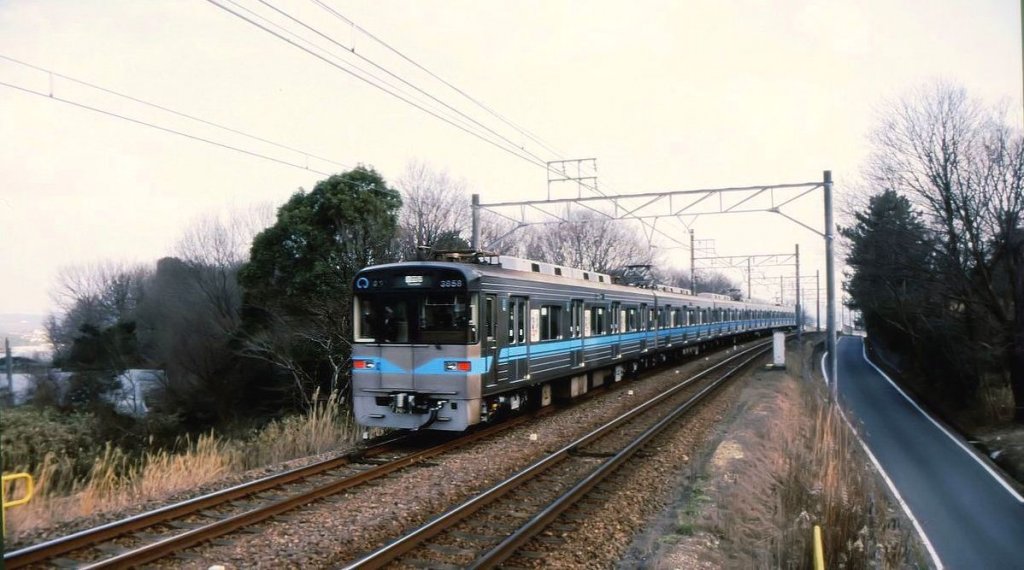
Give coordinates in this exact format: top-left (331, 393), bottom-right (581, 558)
top-left (859, 340), bottom-right (1024, 504)
top-left (824, 338), bottom-right (944, 570)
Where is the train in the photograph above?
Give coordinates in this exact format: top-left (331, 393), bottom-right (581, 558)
top-left (351, 252), bottom-right (795, 431)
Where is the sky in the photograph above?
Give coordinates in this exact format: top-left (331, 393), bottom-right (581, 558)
top-left (0, 0), bottom-right (1021, 316)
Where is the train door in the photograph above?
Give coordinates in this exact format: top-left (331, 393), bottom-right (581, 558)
top-left (639, 303), bottom-right (649, 351)
top-left (483, 295), bottom-right (498, 386)
top-left (508, 296), bottom-right (529, 381)
top-left (610, 302), bottom-right (621, 359)
top-left (570, 299), bottom-right (584, 367)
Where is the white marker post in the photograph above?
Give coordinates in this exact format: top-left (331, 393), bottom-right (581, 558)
top-left (771, 331), bottom-right (786, 369)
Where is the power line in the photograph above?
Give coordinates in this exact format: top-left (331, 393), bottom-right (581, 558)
top-left (0, 54), bottom-right (349, 171)
top-left (281, 2), bottom-right (681, 247)
top-left (0, 80), bottom-right (332, 175)
top-left (255, 0), bottom-right (553, 168)
top-left (216, 0), bottom-right (452, 112)
top-left (307, 0), bottom-right (568, 160)
top-left (208, 1), bottom-right (685, 249)
top-left (206, 0), bottom-right (550, 169)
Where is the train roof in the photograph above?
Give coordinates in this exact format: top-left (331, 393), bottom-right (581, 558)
top-left (355, 257), bottom-right (792, 312)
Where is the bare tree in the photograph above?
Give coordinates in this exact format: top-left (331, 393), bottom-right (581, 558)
top-left (867, 82), bottom-right (1024, 420)
top-left (478, 210), bottom-right (527, 255)
top-left (172, 204), bottom-right (274, 330)
top-left (396, 161), bottom-right (470, 259)
top-left (47, 261), bottom-right (150, 360)
top-left (175, 203), bottom-right (275, 268)
top-left (524, 210), bottom-right (652, 273)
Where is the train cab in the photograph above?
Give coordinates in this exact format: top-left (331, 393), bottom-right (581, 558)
top-left (351, 263), bottom-right (486, 430)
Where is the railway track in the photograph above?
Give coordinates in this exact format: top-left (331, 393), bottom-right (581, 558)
top-left (7, 338), bottom-right (771, 568)
top-left (341, 340), bottom-right (771, 569)
top-left (2, 419), bottom-right (529, 569)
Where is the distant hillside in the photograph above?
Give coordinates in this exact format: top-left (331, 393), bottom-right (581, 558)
top-left (0, 313), bottom-right (49, 351)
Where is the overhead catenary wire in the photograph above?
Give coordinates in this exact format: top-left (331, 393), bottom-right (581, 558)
top-left (205, 0), bottom-right (551, 170)
top-left (0, 53), bottom-right (349, 171)
top-left (280, 1), bottom-right (686, 248)
top-left (204, 0), bottom-right (684, 250)
top-left (255, 0), bottom-right (554, 169)
top-left (0, 79), bottom-right (332, 176)
top-left (214, 0), bottom-right (541, 166)
top-left (299, 1), bottom-right (678, 246)
top-left (305, 0), bottom-right (569, 161)
top-left (214, 0), bottom-right (452, 119)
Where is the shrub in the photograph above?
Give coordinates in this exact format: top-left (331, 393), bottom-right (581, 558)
top-left (0, 407), bottom-right (104, 492)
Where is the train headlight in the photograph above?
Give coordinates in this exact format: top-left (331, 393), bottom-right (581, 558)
top-left (353, 359), bottom-right (377, 370)
top-left (444, 361), bottom-right (472, 372)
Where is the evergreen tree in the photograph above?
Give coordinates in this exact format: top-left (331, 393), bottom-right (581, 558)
top-left (841, 189), bottom-right (936, 349)
top-left (238, 166), bottom-right (402, 405)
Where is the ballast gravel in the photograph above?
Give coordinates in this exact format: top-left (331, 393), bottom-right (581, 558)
top-left (172, 346), bottom-right (754, 569)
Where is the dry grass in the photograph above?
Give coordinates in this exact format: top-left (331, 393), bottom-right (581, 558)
top-left (653, 339), bottom-right (922, 569)
top-left (4, 392), bottom-right (358, 539)
top-left (774, 391), bottom-right (915, 568)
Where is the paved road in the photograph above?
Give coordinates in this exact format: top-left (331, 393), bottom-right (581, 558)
top-left (834, 336), bottom-right (1024, 569)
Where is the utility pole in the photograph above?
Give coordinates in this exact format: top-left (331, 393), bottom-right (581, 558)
top-left (825, 170), bottom-right (838, 399)
top-left (689, 229), bottom-right (696, 293)
top-left (795, 243), bottom-right (801, 341)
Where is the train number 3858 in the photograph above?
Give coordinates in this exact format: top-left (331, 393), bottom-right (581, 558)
top-left (439, 279), bottom-right (465, 288)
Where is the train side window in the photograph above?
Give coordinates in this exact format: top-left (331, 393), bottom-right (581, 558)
top-left (485, 295), bottom-right (496, 340)
top-left (508, 297), bottom-right (528, 345)
top-left (539, 305), bottom-right (562, 340)
top-left (610, 302), bottom-right (620, 333)
top-left (590, 306), bottom-right (606, 336)
top-left (627, 307), bottom-right (638, 332)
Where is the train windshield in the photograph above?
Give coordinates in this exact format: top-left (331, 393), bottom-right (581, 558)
top-left (354, 292), bottom-right (478, 344)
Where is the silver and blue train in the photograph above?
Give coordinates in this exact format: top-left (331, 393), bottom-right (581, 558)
top-left (351, 253), bottom-right (794, 431)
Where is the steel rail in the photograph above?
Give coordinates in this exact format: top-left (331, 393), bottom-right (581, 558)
top-left (4, 417), bottom-right (527, 568)
top-left (471, 346), bottom-right (769, 568)
top-left (79, 414), bottom-right (539, 569)
top-left (342, 339), bottom-right (773, 569)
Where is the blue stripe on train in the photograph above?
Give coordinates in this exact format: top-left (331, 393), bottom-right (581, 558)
top-left (354, 319), bottom-right (791, 375)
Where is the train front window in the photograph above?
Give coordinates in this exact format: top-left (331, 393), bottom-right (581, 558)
top-left (420, 293), bottom-right (476, 344)
top-left (354, 296), bottom-right (380, 342)
top-left (354, 293), bottom-right (477, 344)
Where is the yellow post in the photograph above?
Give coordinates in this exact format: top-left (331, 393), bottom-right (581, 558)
top-left (2, 473), bottom-right (35, 537)
top-left (813, 524), bottom-right (825, 570)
